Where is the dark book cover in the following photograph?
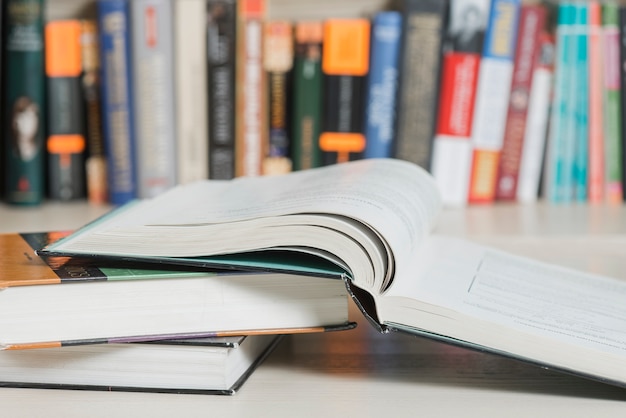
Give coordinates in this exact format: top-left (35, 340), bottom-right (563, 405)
top-left (207, 0), bottom-right (237, 180)
top-left (320, 19), bottom-right (370, 165)
top-left (81, 20), bottom-right (108, 205)
top-left (45, 20), bottom-right (87, 201)
top-left (363, 11), bottom-right (402, 159)
top-left (3, 0), bottom-right (45, 205)
top-left (263, 20), bottom-right (293, 175)
top-left (291, 21), bottom-right (323, 170)
top-left (392, 0), bottom-right (449, 171)
top-left (97, 0), bottom-right (137, 205)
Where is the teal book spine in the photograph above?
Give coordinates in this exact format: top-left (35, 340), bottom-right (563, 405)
top-left (3, 0), bottom-right (45, 205)
top-left (572, 3), bottom-right (589, 202)
top-left (545, 2), bottom-right (575, 203)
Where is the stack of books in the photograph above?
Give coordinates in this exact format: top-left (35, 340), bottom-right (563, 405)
top-left (0, 231), bottom-right (353, 394)
top-left (3, 159), bottom-right (626, 393)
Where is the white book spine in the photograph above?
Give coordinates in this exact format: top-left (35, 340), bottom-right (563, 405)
top-left (516, 62), bottom-right (552, 202)
top-left (131, 0), bottom-right (178, 198)
top-left (174, 0), bottom-right (209, 184)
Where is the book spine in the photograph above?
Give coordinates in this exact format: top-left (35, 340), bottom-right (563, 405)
top-left (174, 0), bottom-right (209, 184)
top-left (495, 5), bottom-right (546, 201)
top-left (207, 0), bottom-right (236, 180)
top-left (320, 18), bottom-right (370, 165)
top-left (393, 0), bottom-right (449, 170)
top-left (468, 0), bottom-right (521, 204)
top-left (80, 20), bottom-right (108, 205)
top-left (262, 20), bottom-right (293, 175)
top-left (290, 21), bottom-right (323, 171)
top-left (572, 3), bottom-right (589, 202)
top-left (430, 0), bottom-right (489, 206)
top-left (130, 0), bottom-right (177, 198)
top-left (3, 0), bottom-right (45, 205)
top-left (544, 2), bottom-right (576, 203)
top-left (588, 1), bottom-right (605, 204)
top-left (602, 2), bottom-right (623, 204)
top-left (45, 20), bottom-right (86, 201)
top-left (516, 31), bottom-right (555, 203)
top-left (619, 5), bottom-right (626, 202)
top-left (363, 11), bottom-right (402, 159)
top-left (0, 1), bottom-right (4, 200)
top-left (235, 0), bottom-right (267, 177)
top-left (97, 0), bottom-right (137, 205)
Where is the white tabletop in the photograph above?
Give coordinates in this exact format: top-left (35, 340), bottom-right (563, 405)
top-left (1, 201), bottom-right (626, 417)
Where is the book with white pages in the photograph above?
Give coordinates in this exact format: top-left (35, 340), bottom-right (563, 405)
top-left (41, 158), bottom-right (626, 388)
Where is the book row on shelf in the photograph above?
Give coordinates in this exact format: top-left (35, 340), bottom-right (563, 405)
top-left (1, 0), bottom-right (626, 208)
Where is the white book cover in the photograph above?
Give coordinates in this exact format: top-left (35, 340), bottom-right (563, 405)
top-left (131, 0), bottom-right (178, 198)
top-left (174, 0), bottom-right (209, 184)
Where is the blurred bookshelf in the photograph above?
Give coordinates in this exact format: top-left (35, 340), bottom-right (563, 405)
top-left (2, 0), bottom-right (623, 214)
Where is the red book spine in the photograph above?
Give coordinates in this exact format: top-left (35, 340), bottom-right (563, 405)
top-left (436, 53), bottom-right (481, 137)
top-left (495, 5), bottom-right (546, 200)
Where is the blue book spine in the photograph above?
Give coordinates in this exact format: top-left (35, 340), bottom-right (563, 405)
top-left (572, 3), bottom-right (589, 202)
top-left (97, 0), bottom-right (137, 205)
top-left (363, 11), bottom-right (402, 159)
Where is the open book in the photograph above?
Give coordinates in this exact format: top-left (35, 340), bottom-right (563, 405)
top-left (41, 158), bottom-right (626, 388)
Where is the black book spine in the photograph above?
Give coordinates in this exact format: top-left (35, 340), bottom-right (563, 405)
top-left (321, 75), bottom-right (366, 165)
top-left (392, 0), bottom-right (449, 171)
top-left (45, 20), bottom-right (86, 201)
top-left (207, 0), bottom-right (236, 180)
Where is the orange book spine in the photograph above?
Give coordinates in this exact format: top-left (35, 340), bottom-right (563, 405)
top-left (320, 19), bottom-right (370, 165)
top-left (235, 0), bottom-right (267, 177)
top-left (45, 20), bottom-right (86, 200)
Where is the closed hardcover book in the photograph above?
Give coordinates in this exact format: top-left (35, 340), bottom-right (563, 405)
top-left (3, 0), bottom-right (45, 205)
top-left (130, 0), bottom-right (177, 198)
top-left (45, 20), bottom-right (86, 201)
top-left (207, 0), bottom-right (237, 180)
top-left (468, 0), bottom-right (521, 204)
top-left (602, 3), bottom-right (623, 204)
top-left (97, 0), bottom-right (137, 205)
top-left (174, 0), bottom-right (209, 184)
top-left (80, 20), bottom-right (108, 205)
top-left (291, 21), bottom-right (324, 171)
top-left (430, 0), bottom-right (489, 206)
top-left (262, 20), bottom-right (293, 175)
top-left (320, 18), bottom-right (370, 165)
top-left (0, 334), bottom-right (281, 395)
top-left (0, 231), bottom-right (351, 349)
top-left (235, 0), bottom-right (267, 177)
top-left (392, 0), bottom-right (449, 170)
top-left (495, 5), bottom-right (546, 201)
top-left (363, 11), bottom-right (402, 159)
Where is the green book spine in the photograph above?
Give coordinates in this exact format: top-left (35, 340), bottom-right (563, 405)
top-left (603, 2), bottom-right (623, 203)
top-left (291, 22), bottom-right (323, 170)
top-left (3, 0), bottom-right (45, 205)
